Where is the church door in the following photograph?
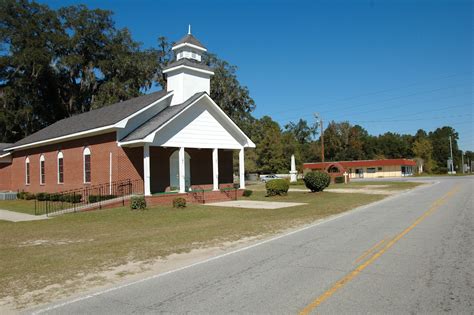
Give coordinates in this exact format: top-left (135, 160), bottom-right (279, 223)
top-left (169, 150), bottom-right (191, 191)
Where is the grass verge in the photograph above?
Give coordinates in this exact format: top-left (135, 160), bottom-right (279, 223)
top-left (1, 190), bottom-right (396, 307)
top-left (0, 200), bottom-right (36, 215)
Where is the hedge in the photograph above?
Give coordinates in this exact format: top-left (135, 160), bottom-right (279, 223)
top-left (334, 176), bottom-right (345, 184)
top-left (304, 171), bottom-right (331, 192)
top-left (265, 179), bottom-right (290, 196)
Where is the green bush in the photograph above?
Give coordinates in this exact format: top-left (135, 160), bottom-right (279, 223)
top-left (172, 197), bottom-right (186, 208)
top-left (60, 193), bottom-right (82, 203)
top-left (17, 191), bottom-right (26, 199)
top-left (23, 192), bottom-right (36, 200)
top-left (49, 193), bottom-right (61, 201)
top-left (88, 194), bottom-right (117, 203)
top-left (266, 179), bottom-right (290, 196)
top-left (130, 195), bottom-right (147, 210)
top-left (334, 176), bottom-right (345, 184)
top-left (242, 189), bottom-right (253, 197)
top-left (36, 192), bottom-right (50, 201)
top-left (304, 171), bottom-right (331, 192)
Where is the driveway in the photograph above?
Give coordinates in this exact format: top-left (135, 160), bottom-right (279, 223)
top-left (32, 176), bottom-right (473, 314)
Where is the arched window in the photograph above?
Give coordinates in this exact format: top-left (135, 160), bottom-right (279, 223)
top-left (25, 156), bottom-right (30, 185)
top-left (39, 154), bottom-right (45, 185)
top-left (83, 147), bottom-right (91, 183)
top-left (57, 151), bottom-right (64, 184)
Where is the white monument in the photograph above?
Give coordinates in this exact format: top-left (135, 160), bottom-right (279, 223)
top-left (290, 154), bottom-right (297, 182)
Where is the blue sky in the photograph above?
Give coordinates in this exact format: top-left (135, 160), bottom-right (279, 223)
top-left (43, 0), bottom-right (473, 150)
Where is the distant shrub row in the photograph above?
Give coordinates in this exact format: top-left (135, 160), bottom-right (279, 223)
top-left (17, 191), bottom-right (82, 203)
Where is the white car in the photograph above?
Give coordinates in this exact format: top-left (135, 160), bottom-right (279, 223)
top-left (261, 174), bottom-right (280, 183)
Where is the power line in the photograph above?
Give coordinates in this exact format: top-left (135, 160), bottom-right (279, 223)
top-left (268, 71), bottom-right (472, 116)
top-left (275, 90), bottom-right (472, 123)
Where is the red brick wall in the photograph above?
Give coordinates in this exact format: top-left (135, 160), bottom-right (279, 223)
top-left (9, 132), bottom-right (144, 193)
top-left (0, 163), bottom-right (12, 191)
top-left (7, 131), bottom-right (234, 194)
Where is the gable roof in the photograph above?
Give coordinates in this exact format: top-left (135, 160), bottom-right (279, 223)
top-left (119, 93), bottom-right (255, 148)
top-left (0, 143), bottom-right (12, 152)
top-left (6, 90), bottom-right (170, 150)
top-left (121, 92), bottom-right (206, 142)
top-left (174, 34), bottom-right (206, 49)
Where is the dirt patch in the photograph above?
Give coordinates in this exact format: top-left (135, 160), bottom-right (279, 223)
top-left (1, 235), bottom-right (265, 313)
top-left (18, 239), bottom-right (94, 247)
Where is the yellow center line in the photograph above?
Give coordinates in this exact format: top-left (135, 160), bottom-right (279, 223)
top-left (353, 237), bottom-right (389, 264)
top-left (299, 185), bottom-right (461, 315)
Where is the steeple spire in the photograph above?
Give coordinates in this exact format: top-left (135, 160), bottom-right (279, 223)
top-left (188, 24), bottom-right (191, 35)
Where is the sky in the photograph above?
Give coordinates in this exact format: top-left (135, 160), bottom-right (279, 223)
top-left (43, 0), bottom-right (473, 150)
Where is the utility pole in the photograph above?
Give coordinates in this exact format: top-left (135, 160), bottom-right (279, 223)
top-left (314, 113), bottom-right (324, 162)
top-left (461, 151), bottom-right (465, 174)
top-left (449, 136), bottom-right (454, 173)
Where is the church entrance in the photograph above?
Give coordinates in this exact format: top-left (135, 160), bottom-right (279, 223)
top-left (169, 150), bottom-right (191, 191)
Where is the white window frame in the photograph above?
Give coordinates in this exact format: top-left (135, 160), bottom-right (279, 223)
top-left (39, 154), bottom-right (45, 185)
top-left (83, 147), bottom-right (91, 183)
top-left (25, 156), bottom-right (30, 185)
top-left (57, 151), bottom-right (64, 184)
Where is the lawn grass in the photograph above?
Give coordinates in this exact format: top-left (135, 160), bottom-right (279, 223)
top-left (328, 181), bottom-right (421, 190)
top-left (0, 190), bottom-right (394, 307)
top-left (248, 180), bottom-right (421, 191)
top-left (0, 199), bottom-right (37, 215)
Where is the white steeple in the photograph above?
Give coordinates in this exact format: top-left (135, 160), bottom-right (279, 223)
top-left (163, 28), bottom-right (214, 105)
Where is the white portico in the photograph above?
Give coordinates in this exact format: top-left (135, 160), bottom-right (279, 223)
top-left (119, 28), bottom-right (255, 195)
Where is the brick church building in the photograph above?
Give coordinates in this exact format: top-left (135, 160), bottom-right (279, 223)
top-left (0, 30), bottom-right (255, 197)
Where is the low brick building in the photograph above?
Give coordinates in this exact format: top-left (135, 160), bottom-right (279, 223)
top-left (303, 159), bottom-right (416, 179)
top-left (0, 31), bottom-right (255, 198)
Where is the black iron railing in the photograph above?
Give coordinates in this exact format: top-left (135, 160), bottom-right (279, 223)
top-left (34, 179), bottom-right (143, 216)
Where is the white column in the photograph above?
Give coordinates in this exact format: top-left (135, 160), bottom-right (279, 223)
top-left (239, 147), bottom-right (245, 189)
top-left (109, 152), bottom-right (113, 194)
top-left (212, 148), bottom-right (219, 191)
top-left (179, 147), bottom-right (186, 193)
top-left (143, 144), bottom-right (151, 196)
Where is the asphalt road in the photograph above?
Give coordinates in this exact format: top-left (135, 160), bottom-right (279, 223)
top-left (34, 176), bottom-right (473, 314)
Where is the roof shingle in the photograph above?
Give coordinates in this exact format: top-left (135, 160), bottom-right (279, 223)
top-left (174, 34), bottom-right (206, 49)
top-left (121, 92), bottom-right (206, 142)
top-left (7, 90), bottom-right (170, 150)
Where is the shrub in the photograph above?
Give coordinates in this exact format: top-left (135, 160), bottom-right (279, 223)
top-left (173, 197), bottom-right (186, 208)
top-left (242, 189), bottom-right (253, 197)
top-left (334, 176), bottom-right (345, 184)
top-left (17, 191), bottom-right (26, 199)
top-left (88, 194), bottom-right (117, 203)
top-left (49, 193), bottom-right (61, 201)
top-left (24, 192), bottom-right (36, 200)
top-left (36, 192), bottom-right (50, 201)
top-left (304, 171), bottom-right (331, 192)
top-left (266, 179), bottom-right (290, 196)
top-left (60, 193), bottom-right (82, 203)
top-left (130, 195), bottom-right (147, 210)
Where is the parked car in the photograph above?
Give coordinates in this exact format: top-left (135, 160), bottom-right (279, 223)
top-left (260, 174), bottom-right (280, 183)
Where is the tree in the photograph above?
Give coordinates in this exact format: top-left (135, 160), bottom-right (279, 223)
top-left (412, 138), bottom-right (434, 173)
top-left (428, 126), bottom-right (460, 173)
top-left (284, 119), bottom-right (317, 144)
top-left (253, 116), bottom-right (286, 173)
top-left (0, 0), bottom-right (158, 142)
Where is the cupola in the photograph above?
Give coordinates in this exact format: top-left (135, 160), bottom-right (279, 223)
top-left (163, 26), bottom-right (214, 105)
